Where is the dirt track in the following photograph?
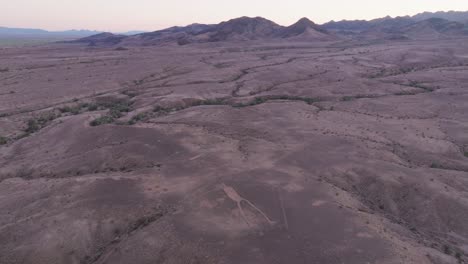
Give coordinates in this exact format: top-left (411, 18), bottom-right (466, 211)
top-left (1, 39), bottom-right (468, 264)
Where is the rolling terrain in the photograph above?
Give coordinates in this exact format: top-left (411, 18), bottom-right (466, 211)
top-left (1, 13), bottom-right (468, 264)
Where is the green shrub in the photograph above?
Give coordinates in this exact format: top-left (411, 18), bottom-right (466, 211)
top-left (0, 136), bottom-right (7, 145)
top-left (233, 95), bottom-right (321, 108)
top-left (464, 152), bottom-right (468, 158)
top-left (59, 105), bottom-right (81, 115)
top-left (153, 105), bottom-right (171, 114)
top-left (90, 116), bottom-right (114, 126)
top-left (128, 112), bottom-right (149, 125)
top-left (87, 103), bottom-right (99, 111)
top-left (122, 90), bottom-right (138, 98)
top-left (197, 98), bottom-right (227, 106)
top-left (109, 108), bottom-right (124, 118)
top-left (25, 119), bottom-right (40, 133)
top-left (17, 112), bottom-right (59, 137)
top-left (341, 96), bottom-right (354, 101)
top-left (105, 101), bottom-right (132, 116)
top-left (443, 244), bottom-right (452, 255)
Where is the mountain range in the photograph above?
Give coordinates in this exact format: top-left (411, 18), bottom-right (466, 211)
top-left (74, 12), bottom-right (468, 47)
top-left (323, 15), bottom-right (468, 40)
top-left (2, 10), bottom-right (467, 45)
top-left (0, 27), bottom-right (144, 38)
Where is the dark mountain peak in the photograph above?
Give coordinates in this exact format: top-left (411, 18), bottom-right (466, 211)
top-left (207, 16), bottom-right (282, 41)
top-left (281, 17), bottom-right (326, 36)
top-left (292, 17), bottom-right (318, 28)
top-left (85, 32), bottom-right (117, 38)
top-left (279, 17), bottom-right (335, 40)
top-left (71, 32), bottom-right (126, 46)
top-left (219, 16), bottom-right (280, 28)
top-left (296, 17), bottom-right (315, 24)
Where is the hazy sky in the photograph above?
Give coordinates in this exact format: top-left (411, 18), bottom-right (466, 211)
top-left (2, 0), bottom-right (468, 32)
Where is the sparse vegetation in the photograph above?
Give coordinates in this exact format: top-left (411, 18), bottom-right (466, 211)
top-left (24, 111), bottom-right (58, 134)
top-left (59, 105), bottom-right (81, 115)
top-left (394, 91), bottom-right (419, 96)
top-left (464, 151), bottom-right (468, 158)
top-left (408, 80), bottom-right (435, 92)
top-left (128, 112), bottom-right (149, 125)
top-left (0, 136), bottom-right (7, 145)
top-left (59, 102), bottom-right (99, 115)
top-left (89, 99), bottom-right (133, 126)
top-left (0, 67), bottom-right (9, 72)
top-left (194, 98), bottom-right (228, 106)
top-left (443, 244), bottom-right (452, 255)
top-left (234, 95), bottom-right (321, 107)
top-left (341, 94), bottom-right (379, 102)
top-left (90, 115), bottom-right (115, 126)
top-left (341, 96), bottom-right (354, 102)
top-left (133, 79), bottom-right (144, 85)
top-left (122, 90), bottom-right (138, 98)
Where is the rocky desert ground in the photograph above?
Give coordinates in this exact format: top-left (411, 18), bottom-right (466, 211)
top-left (1, 26), bottom-right (468, 264)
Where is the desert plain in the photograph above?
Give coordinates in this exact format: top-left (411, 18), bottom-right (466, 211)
top-left (1, 34), bottom-right (468, 264)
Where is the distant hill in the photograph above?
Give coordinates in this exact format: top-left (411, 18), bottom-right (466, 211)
top-left (0, 27), bottom-right (146, 40)
top-left (70, 32), bottom-right (127, 46)
top-left (398, 18), bottom-right (468, 39)
top-left (277, 17), bottom-right (336, 41)
top-left (206, 17), bottom-right (282, 41)
top-left (0, 27), bottom-right (101, 37)
top-left (121, 31), bottom-right (147, 36)
top-left (412, 11), bottom-right (468, 22)
top-left (323, 12), bottom-right (468, 40)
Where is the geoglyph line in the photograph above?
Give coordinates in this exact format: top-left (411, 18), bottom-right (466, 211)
top-left (222, 183), bottom-right (275, 227)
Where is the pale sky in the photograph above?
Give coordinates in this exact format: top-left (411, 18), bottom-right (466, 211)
top-left (1, 0), bottom-right (468, 32)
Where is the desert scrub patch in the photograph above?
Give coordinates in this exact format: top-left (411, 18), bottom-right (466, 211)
top-left (0, 136), bottom-right (7, 145)
top-left (133, 79), bottom-right (144, 85)
top-left (101, 100), bottom-right (132, 115)
top-left (194, 98), bottom-right (228, 106)
top-left (394, 91), bottom-right (419, 96)
top-left (341, 94), bottom-right (378, 102)
top-left (128, 112), bottom-right (149, 125)
top-left (59, 105), bottom-right (83, 115)
top-left (59, 102), bottom-right (110, 115)
top-left (153, 105), bottom-right (170, 113)
top-left (24, 111), bottom-right (59, 134)
top-left (88, 99), bottom-right (133, 126)
top-left (90, 115), bottom-right (115, 126)
top-left (234, 95), bottom-right (321, 107)
top-left (464, 151), bottom-right (468, 158)
top-left (408, 81), bottom-right (434, 92)
top-left (0, 67), bottom-right (9, 72)
top-left (121, 90), bottom-right (139, 98)
top-left (152, 98), bottom-right (227, 113)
